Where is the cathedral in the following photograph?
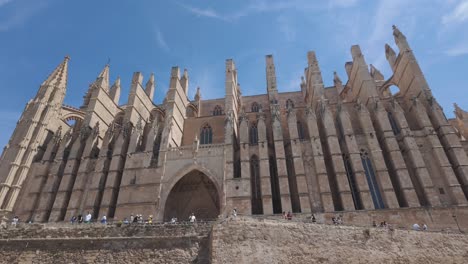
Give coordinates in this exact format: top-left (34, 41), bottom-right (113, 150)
top-left (1, 26), bottom-right (468, 223)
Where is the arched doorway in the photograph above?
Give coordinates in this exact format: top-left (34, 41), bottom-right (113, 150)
top-left (163, 170), bottom-right (220, 222)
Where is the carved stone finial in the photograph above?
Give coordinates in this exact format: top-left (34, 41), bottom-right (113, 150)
top-left (122, 121), bottom-right (132, 138)
top-left (80, 125), bottom-right (91, 140)
top-left (271, 104), bottom-right (281, 121)
top-left (225, 110), bottom-right (234, 126)
top-left (93, 122), bottom-right (100, 137)
top-left (333, 71), bottom-right (342, 85)
top-left (136, 117), bottom-right (144, 133)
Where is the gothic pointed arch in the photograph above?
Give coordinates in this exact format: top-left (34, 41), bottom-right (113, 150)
top-left (200, 123), bottom-right (213, 145)
top-left (250, 155), bottom-right (263, 214)
top-left (251, 102), bottom-right (260, 112)
top-left (213, 105), bottom-right (223, 116)
top-left (360, 149), bottom-right (385, 209)
top-left (249, 122), bottom-right (258, 145)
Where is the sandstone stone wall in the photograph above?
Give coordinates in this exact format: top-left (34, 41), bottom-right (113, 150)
top-left (0, 223), bottom-right (212, 264)
top-left (211, 219), bottom-right (468, 264)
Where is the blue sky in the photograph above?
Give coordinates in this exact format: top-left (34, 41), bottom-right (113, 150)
top-left (1, 0), bottom-right (468, 149)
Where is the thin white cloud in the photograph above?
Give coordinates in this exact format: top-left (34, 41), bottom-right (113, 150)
top-left (442, 0), bottom-right (468, 25)
top-left (177, 0), bottom-right (359, 22)
top-left (0, 0), bottom-right (13, 8)
top-left (0, 1), bottom-right (48, 32)
top-left (328, 0), bottom-right (360, 8)
top-left (277, 15), bottom-right (296, 42)
top-left (445, 43), bottom-right (468, 56)
top-left (154, 27), bottom-right (169, 52)
top-left (176, 2), bottom-right (229, 21)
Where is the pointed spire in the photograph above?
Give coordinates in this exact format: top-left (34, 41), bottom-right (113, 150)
top-left (333, 71), bottom-right (342, 86)
top-left (95, 64), bottom-right (110, 91)
top-left (306, 51), bottom-right (324, 105)
top-left (385, 44), bottom-right (397, 69)
top-left (110, 77), bottom-right (121, 105)
top-left (194, 86), bottom-right (201, 101)
top-left (145, 73), bottom-right (155, 101)
top-left (37, 56), bottom-right (70, 103)
top-left (266, 54), bottom-right (278, 91)
top-left (334, 71), bottom-right (344, 95)
top-left (181, 69), bottom-right (189, 94)
top-left (41, 56), bottom-right (70, 87)
top-left (392, 25), bottom-right (410, 52)
top-left (454, 103), bottom-right (467, 119)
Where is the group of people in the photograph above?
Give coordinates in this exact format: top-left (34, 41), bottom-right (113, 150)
top-left (332, 216), bottom-right (343, 225)
top-left (282, 211), bottom-right (293, 220)
top-left (412, 223), bottom-right (428, 231)
top-left (70, 212), bottom-right (93, 224)
top-left (373, 220), bottom-right (390, 228)
top-left (122, 214), bottom-right (153, 225)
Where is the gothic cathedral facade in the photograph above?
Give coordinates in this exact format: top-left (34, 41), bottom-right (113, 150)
top-left (1, 26), bottom-right (468, 222)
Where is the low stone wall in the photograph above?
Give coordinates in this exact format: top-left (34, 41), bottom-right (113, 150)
top-left (253, 205), bottom-right (468, 232)
top-left (211, 219), bottom-right (468, 264)
top-left (0, 223), bottom-right (212, 264)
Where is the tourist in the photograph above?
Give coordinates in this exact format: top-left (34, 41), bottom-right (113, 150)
top-left (332, 217), bottom-right (336, 225)
top-left (78, 214), bottom-right (83, 224)
top-left (412, 223), bottom-right (420, 231)
top-left (85, 212), bottom-right (92, 223)
top-left (287, 211), bottom-right (292, 220)
top-left (123, 218), bottom-right (129, 224)
top-left (372, 221), bottom-right (377, 227)
top-left (311, 214), bottom-right (316, 223)
top-left (70, 215), bottom-right (77, 224)
top-left (282, 211), bottom-right (287, 220)
top-left (133, 215), bottom-right (139, 224)
top-left (189, 213), bottom-right (196, 223)
top-left (148, 215), bottom-right (153, 224)
top-left (100, 215), bottom-right (107, 224)
top-left (422, 224), bottom-right (428, 231)
top-left (337, 216), bottom-right (343, 225)
top-left (232, 208), bottom-right (237, 219)
top-left (171, 217), bottom-right (177, 224)
top-left (12, 216), bottom-right (19, 226)
top-left (130, 214), bottom-right (134, 223)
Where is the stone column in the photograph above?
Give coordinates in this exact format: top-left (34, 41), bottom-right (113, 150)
top-left (270, 104), bottom-right (292, 213)
top-left (33, 130), bottom-right (73, 222)
top-left (409, 98), bottom-right (466, 205)
top-left (390, 100), bottom-right (441, 206)
top-left (49, 126), bottom-right (89, 222)
top-left (257, 113), bottom-right (273, 214)
top-left (427, 99), bottom-right (468, 201)
top-left (356, 102), bottom-right (399, 209)
top-left (99, 122), bottom-right (131, 218)
top-left (82, 125), bottom-right (116, 218)
top-left (305, 108), bottom-right (333, 212)
top-left (14, 129), bottom-right (62, 221)
top-left (371, 100), bottom-right (420, 207)
top-left (319, 100), bottom-right (355, 211)
top-left (65, 124), bottom-right (101, 220)
top-left (337, 106), bottom-right (374, 209)
top-left (286, 107), bottom-right (311, 213)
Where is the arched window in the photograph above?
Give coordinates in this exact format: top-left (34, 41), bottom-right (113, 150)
top-left (387, 112), bottom-right (400, 135)
top-left (250, 155), bottom-right (263, 214)
top-left (250, 123), bottom-right (258, 145)
top-left (286, 99), bottom-right (294, 109)
top-left (343, 154), bottom-right (362, 210)
top-left (200, 124), bottom-right (213, 145)
top-left (361, 150), bottom-right (385, 209)
top-left (213, 105), bottom-right (223, 116)
top-left (251, 102), bottom-right (260, 112)
top-left (297, 121), bottom-right (304, 140)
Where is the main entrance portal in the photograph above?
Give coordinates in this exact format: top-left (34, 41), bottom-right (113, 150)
top-left (163, 170), bottom-right (220, 222)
